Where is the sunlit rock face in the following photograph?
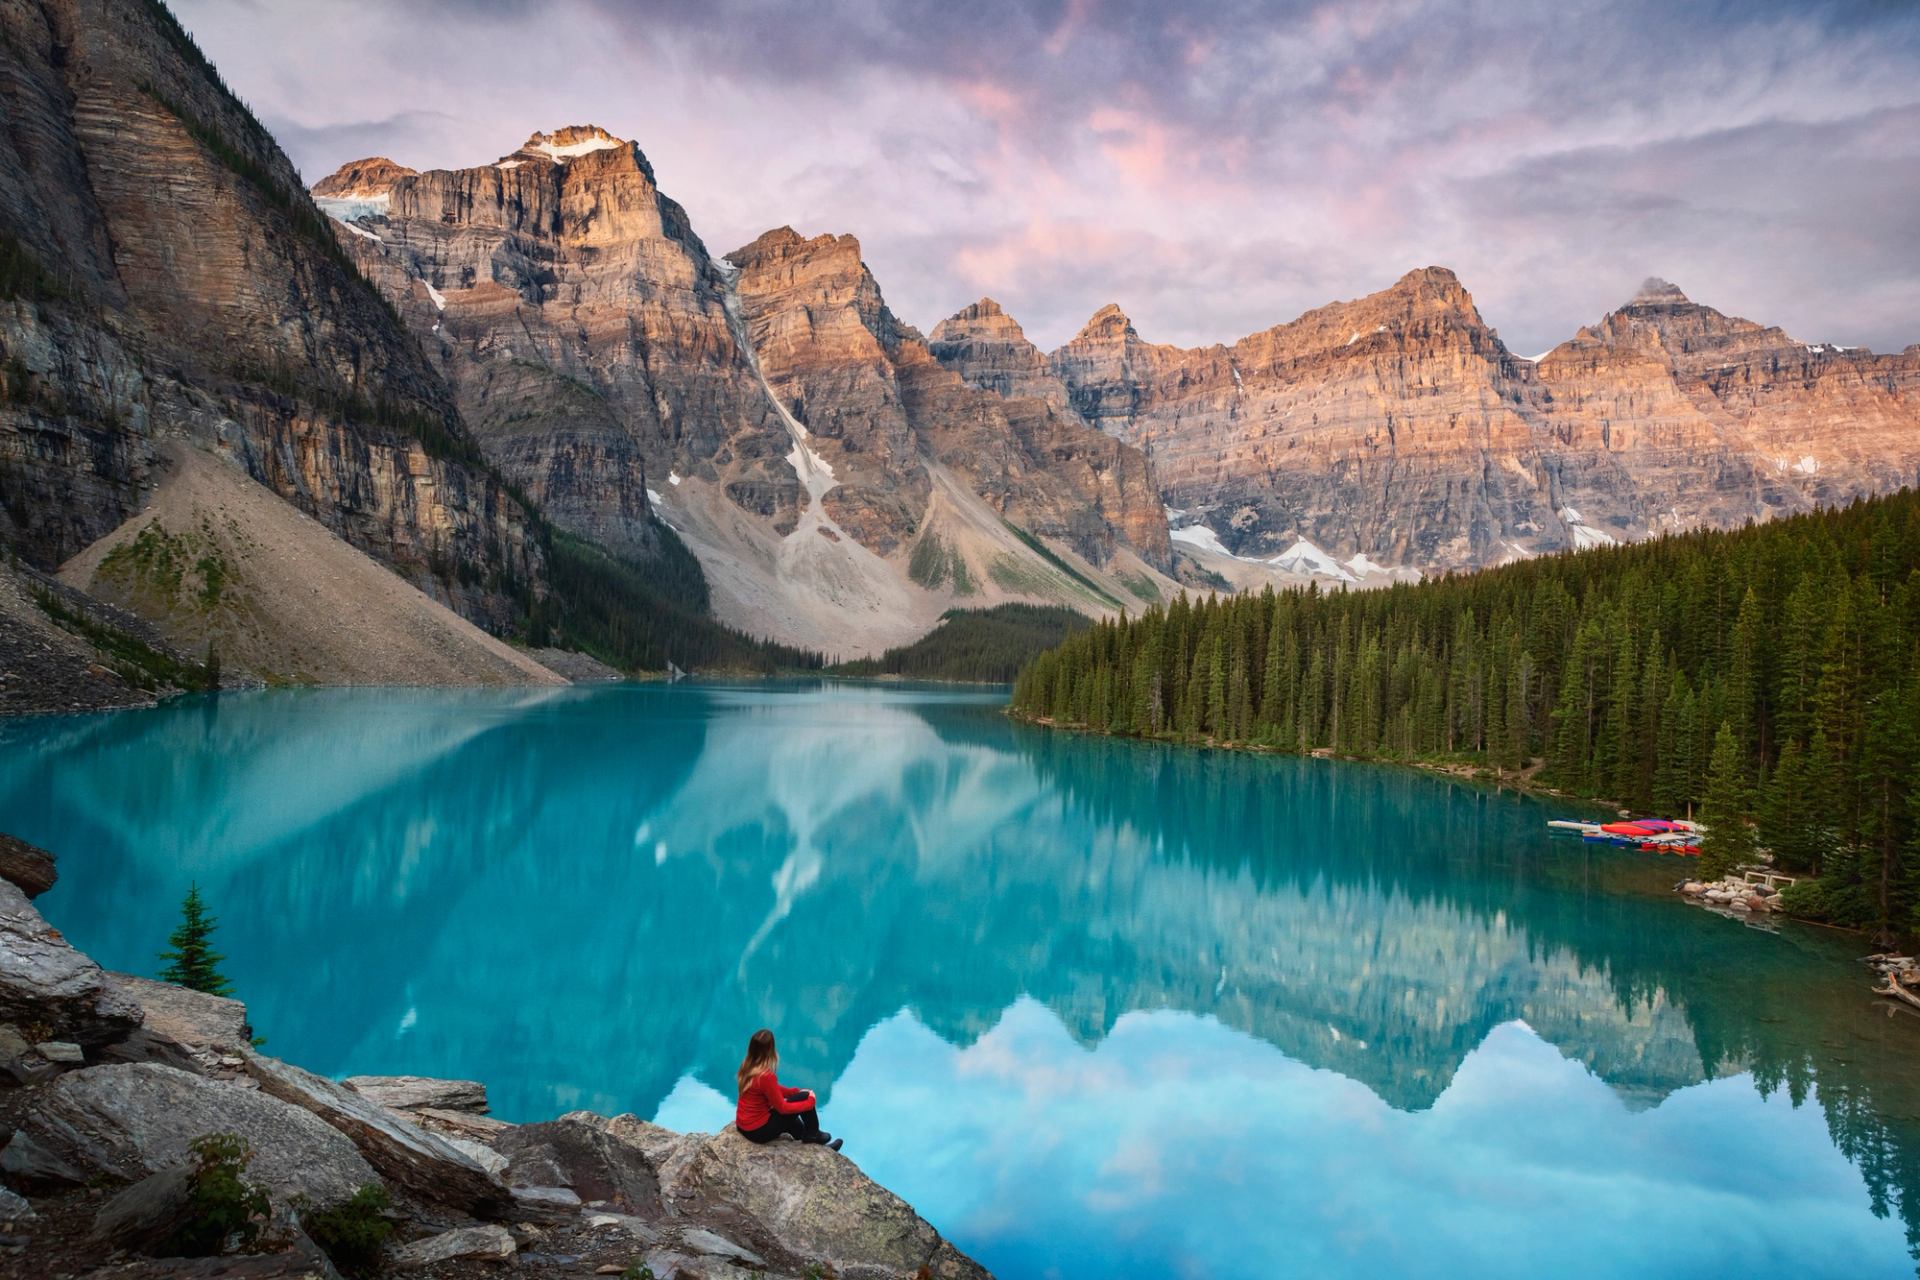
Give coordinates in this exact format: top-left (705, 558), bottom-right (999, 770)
top-left (312, 127), bottom-right (795, 562)
top-left (933, 273), bottom-right (1920, 573)
top-left (724, 229), bottom-right (1172, 569)
top-left (313, 143), bottom-right (1170, 578)
top-left (0, 0), bottom-right (541, 627)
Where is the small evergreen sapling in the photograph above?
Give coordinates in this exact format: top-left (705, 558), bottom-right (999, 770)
top-left (158, 883), bottom-right (235, 997)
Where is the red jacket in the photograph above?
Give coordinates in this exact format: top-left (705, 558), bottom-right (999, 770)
top-left (736, 1068), bottom-right (812, 1132)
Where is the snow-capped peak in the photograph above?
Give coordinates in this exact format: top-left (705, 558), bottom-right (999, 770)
top-left (521, 125), bottom-right (626, 163)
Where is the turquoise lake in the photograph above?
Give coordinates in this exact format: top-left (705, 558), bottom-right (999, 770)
top-left (4, 682), bottom-right (1919, 1278)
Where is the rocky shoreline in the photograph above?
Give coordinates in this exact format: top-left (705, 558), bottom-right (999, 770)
top-left (1675, 876), bottom-right (1786, 924)
top-left (0, 834), bottom-right (988, 1280)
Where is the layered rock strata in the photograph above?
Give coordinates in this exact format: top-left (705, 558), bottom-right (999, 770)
top-left (0, 0), bottom-right (543, 629)
top-left (932, 274), bottom-right (1920, 573)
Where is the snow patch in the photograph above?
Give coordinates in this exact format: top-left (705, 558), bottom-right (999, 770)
top-left (1345, 552), bottom-right (1390, 577)
top-left (421, 279), bottom-right (446, 312)
top-left (668, 471), bottom-right (682, 486)
top-left (1170, 524), bottom-right (1234, 557)
top-left (1570, 524), bottom-right (1618, 549)
top-left (1270, 539), bottom-right (1358, 583)
top-left (1557, 506), bottom-right (1584, 525)
top-left (1230, 363), bottom-right (1243, 388)
top-left (647, 488), bottom-right (664, 506)
top-left (531, 136), bottom-right (623, 162)
top-left (315, 194), bottom-right (390, 223)
top-left (496, 160), bottom-right (524, 170)
top-left (1345, 331), bottom-right (1363, 346)
top-left (335, 220), bottom-right (382, 243)
top-left (1794, 455), bottom-right (1819, 475)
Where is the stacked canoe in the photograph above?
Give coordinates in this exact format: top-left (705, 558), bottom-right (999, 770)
top-left (1546, 818), bottom-right (1703, 855)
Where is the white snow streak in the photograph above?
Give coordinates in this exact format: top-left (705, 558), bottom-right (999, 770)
top-left (531, 137), bottom-right (623, 161)
top-left (1170, 524), bottom-right (1234, 557)
top-left (1269, 538), bottom-right (1358, 583)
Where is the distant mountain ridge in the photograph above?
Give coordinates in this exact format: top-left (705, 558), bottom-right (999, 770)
top-left (932, 272), bottom-right (1920, 577)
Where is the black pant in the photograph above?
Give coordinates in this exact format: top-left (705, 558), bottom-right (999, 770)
top-left (741, 1105), bottom-right (822, 1144)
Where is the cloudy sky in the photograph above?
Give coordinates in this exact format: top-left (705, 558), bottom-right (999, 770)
top-left (175, 0), bottom-right (1920, 355)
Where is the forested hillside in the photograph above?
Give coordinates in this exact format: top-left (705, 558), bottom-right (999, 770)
top-left (1011, 491), bottom-right (1920, 938)
top-left (832, 604), bottom-right (1089, 682)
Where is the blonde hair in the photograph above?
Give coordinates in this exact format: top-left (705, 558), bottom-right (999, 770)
top-left (736, 1028), bottom-right (778, 1096)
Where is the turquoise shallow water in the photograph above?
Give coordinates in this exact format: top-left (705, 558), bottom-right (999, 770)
top-left (4, 682), bottom-right (1919, 1278)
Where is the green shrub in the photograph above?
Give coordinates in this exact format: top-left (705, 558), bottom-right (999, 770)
top-left (297, 1183), bottom-right (394, 1278)
top-left (1779, 875), bottom-right (1872, 928)
top-left (164, 1133), bottom-right (269, 1256)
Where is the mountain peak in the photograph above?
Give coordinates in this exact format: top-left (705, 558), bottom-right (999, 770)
top-left (929, 298), bottom-right (1035, 350)
top-left (1631, 277), bottom-right (1690, 306)
top-left (515, 124), bottom-right (628, 163)
top-left (311, 157), bottom-right (417, 199)
top-left (1073, 303), bottom-right (1135, 342)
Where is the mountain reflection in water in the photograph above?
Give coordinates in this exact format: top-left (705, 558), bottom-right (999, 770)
top-left (3, 683), bottom-right (1917, 1278)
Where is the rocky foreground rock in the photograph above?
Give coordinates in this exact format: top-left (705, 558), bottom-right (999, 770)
top-left (0, 836), bottom-right (989, 1278)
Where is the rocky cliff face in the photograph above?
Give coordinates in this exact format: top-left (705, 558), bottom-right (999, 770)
top-left (0, 0), bottom-right (542, 629)
top-left (935, 273), bottom-right (1920, 575)
top-left (314, 124), bottom-right (795, 563)
top-left (1535, 278), bottom-right (1920, 529)
top-left (316, 141), bottom-right (1172, 652)
top-left (727, 229), bottom-right (1171, 571)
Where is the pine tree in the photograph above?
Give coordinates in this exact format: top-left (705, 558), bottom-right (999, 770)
top-left (1699, 721), bottom-right (1757, 879)
top-left (158, 883), bottom-right (235, 997)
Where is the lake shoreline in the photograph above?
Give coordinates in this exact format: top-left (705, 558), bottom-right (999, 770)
top-left (1004, 708), bottom-right (1881, 945)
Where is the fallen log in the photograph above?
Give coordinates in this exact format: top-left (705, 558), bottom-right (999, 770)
top-left (1873, 981), bottom-right (1920, 1012)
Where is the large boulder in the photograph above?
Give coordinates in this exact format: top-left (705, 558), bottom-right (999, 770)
top-left (657, 1127), bottom-right (988, 1280)
top-left (342, 1075), bottom-right (488, 1115)
top-left (0, 880), bottom-right (141, 1048)
top-left (1, 1062), bottom-right (375, 1204)
top-left (493, 1114), bottom-right (665, 1215)
top-left (242, 1053), bottom-right (508, 1217)
top-left (106, 974), bottom-right (254, 1054)
top-left (0, 834), bottom-right (56, 898)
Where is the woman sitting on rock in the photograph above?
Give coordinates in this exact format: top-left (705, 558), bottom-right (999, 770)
top-left (736, 1028), bottom-right (841, 1151)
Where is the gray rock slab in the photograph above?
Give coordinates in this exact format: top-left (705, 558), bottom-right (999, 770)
top-left (106, 973), bottom-right (254, 1054)
top-left (341, 1075), bottom-right (488, 1115)
top-left (243, 1053), bottom-right (507, 1217)
top-left (4, 1062), bottom-right (375, 1203)
top-left (391, 1223), bottom-right (516, 1268)
top-left (0, 881), bottom-right (141, 1048)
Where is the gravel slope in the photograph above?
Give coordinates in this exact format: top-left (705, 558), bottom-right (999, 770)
top-left (59, 445), bottom-right (564, 689)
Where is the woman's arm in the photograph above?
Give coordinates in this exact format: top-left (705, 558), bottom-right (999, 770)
top-left (759, 1072), bottom-right (814, 1115)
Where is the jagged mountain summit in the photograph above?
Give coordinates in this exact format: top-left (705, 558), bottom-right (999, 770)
top-left (312, 131), bottom-right (1175, 655)
top-left (931, 271), bottom-right (1920, 579)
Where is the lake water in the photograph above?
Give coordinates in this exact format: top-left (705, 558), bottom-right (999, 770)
top-left (4, 682), bottom-right (1919, 1278)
